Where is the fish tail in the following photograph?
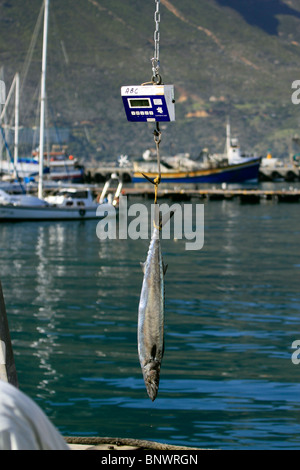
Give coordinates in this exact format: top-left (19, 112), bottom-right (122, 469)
top-left (143, 361), bottom-right (161, 401)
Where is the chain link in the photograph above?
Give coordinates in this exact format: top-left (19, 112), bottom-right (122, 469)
top-left (152, 0), bottom-right (161, 83)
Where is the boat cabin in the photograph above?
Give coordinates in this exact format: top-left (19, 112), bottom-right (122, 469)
top-left (44, 188), bottom-right (96, 208)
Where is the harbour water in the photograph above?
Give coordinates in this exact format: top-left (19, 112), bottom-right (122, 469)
top-left (1, 189), bottom-right (300, 450)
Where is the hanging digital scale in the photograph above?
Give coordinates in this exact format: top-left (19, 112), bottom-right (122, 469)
top-left (121, 0), bottom-right (175, 124)
top-left (121, 84), bottom-right (175, 123)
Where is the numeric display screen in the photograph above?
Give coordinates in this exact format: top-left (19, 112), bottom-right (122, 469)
top-left (128, 98), bottom-right (151, 108)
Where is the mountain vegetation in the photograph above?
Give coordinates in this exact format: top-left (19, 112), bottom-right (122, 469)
top-left (1, 0), bottom-right (300, 162)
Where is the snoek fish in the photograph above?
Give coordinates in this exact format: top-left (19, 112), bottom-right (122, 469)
top-left (138, 209), bottom-right (173, 401)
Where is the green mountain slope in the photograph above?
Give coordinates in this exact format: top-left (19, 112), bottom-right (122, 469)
top-left (1, 0), bottom-right (300, 161)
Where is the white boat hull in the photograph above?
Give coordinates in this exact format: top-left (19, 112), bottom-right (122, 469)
top-left (0, 202), bottom-right (113, 221)
top-left (0, 160), bottom-right (39, 178)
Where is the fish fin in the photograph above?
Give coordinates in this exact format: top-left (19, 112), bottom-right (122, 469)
top-left (161, 210), bottom-right (175, 228)
top-left (153, 207), bottom-right (175, 230)
top-left (151, 344), bottom-right (157, 360)
top-left (163, 263), bottom-right (168, 275)
top-left (140, 261), bottom-right (146, 273)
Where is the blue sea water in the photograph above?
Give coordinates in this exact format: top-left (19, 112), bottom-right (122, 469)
top-left (0, 192), bottom-right (300, 450)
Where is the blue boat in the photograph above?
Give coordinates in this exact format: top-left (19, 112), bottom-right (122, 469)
top-left (132, 157), bottom-right (261, 184)
top-left (132, 121), bottom-right (261, 184)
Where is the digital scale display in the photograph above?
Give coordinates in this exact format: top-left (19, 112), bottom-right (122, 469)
top-left (121, 85), bottom-right (175, 122)
top-left (128, 98), bottom-right (152, 108)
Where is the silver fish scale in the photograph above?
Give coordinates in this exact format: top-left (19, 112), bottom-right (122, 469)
top-left (138, 227), bottom-right (165, 401)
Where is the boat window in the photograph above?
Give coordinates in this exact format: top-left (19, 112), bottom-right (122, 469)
top-left (73, 191), bottom-right (88, 199)
top-left (61, 191), bottom-right (88, 199)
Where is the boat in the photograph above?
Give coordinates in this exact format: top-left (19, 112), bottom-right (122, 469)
top-left (0, 187), bottom-right (114, 221)
top-left (0, 73), bottom-right (37, 179)
top-left (0, 148), bottom-right (84, 182)
top-left (132, 158), bottom-right (261, 184)
top-left (0, 72), bottom-right (45, 180)
top-left (32, 145), bottom-right (84, 182)
top-left (132, 121), bottom-right (261, 184)
top-left (0, 0), bottom-right (115, 221)
top-left (0, 157), bottom-right (40, 179)
top-left (0, 75), bottom-right (83, 184)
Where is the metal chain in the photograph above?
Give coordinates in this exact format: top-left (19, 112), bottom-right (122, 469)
top-left (141, 1), bottom-right (162, 203)
top-left (152, 0), bottom-right (161, 84)
top-left (152, 1), bottom-right (162, 200)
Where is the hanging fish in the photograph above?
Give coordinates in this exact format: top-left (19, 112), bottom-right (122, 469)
top-left (138, 208), bottom-right (174, 401)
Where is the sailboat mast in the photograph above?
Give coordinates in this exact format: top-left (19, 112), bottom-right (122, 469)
top-left (13, 72), bottom-right (19, 178)
top-left (38, 0), bottom-right (49, 200)
top-left (225, 118), bottom-right (231, 157)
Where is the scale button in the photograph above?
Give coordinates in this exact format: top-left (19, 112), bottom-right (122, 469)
top-left (131, 111), bottom-right (136, 116)
top-left (154, 99), bottom-right (163, 105)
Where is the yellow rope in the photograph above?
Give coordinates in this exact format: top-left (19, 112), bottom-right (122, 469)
top-left (153, 126), bottom-right (161, 204)
top-left (142, 124), bottom-right (161, 205)
top-left (153, 219), bottom-right (161, 231)
top-left (154, 175), bottom-right (161, 204)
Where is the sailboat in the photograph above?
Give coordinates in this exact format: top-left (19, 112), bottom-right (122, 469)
top-left (0, 73), bottom-right (40, 179)
top-left (0, 0), bottom-right (115, 221)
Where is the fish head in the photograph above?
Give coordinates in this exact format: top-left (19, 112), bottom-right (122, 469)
top-left (143, 361), bottom-right (161, 401)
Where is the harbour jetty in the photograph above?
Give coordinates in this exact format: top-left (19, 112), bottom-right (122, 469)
top-left (259, 165), bottom-right (299, 182)
top-left (1, 178), bottom-right (299, 204)
top-left (119, 186), bottom-right (300, 203)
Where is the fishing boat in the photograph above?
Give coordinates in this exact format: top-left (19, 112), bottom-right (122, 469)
top-left (32, 145), bottom-right (84, 182)
top-left (0, 0), bottom-right (114, 221)
top-left (0, 148), bottom-right (84, 182)
top-left (132, 158), bottom-right (261, 184)
top-left (0, 157), bottom-right (40, 179)
top-left (132, 122), bottom-right (261, 184)
top-left (0, 152), bottom-right (83, 182)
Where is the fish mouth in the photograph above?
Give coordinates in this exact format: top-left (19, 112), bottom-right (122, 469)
top-left (143, 362), bottom-right (161, 401)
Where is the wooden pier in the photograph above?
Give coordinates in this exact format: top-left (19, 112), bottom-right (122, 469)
top-left (119, 187), bottom-right (300, 203)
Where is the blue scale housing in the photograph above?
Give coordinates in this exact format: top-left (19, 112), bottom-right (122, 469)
top-left (121, 85), bottom-right (175, 123)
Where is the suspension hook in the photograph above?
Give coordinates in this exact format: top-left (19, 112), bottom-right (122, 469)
top-left (151, 58), bottom-right (162, 85)
top-left (142, 123), bottom-right (162, 204)
top-left (152, 73), bottom-right (162, 85)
